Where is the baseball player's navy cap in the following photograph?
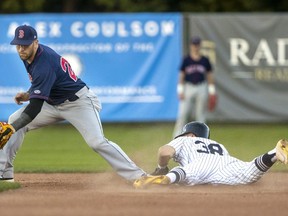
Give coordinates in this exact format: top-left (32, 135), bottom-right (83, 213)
top-left (190, 36), bottom-right (201, 45)
top-left (10, 25), bottom-right (38, 46)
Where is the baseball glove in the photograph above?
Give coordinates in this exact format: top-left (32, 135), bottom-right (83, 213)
top-left (150, 166), bottom-right (169, 175)
top-left (0, 122), bottom-right (15, 149)
top-left (208, 94), bottom-right (217, 111)
top-left (133, 175), bottom-right (170, 189)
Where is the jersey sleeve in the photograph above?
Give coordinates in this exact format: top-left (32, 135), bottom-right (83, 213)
top-left (179, 56), bottom-right (187, 72)
top-left (205, 57), bottom-right (213, 72)
top-left (167, 138), bottom-right (184, 154)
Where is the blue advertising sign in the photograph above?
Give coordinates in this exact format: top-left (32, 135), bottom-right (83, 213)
top-left (0, 13), bottom-right (182, 122)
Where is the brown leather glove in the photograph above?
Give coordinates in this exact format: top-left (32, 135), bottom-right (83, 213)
top-left (0, 122), bottom-right (15, 149)
top-left (150, 166), bottom-right (169, 176)
top-left (208, 94), bottom-right (217, 111)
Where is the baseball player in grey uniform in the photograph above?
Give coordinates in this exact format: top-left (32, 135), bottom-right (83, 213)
top-left (173, 36), bottom-right (217, 138)
top-left (0, 25), bottom-right (145, 182)
top-left (134, 121), bottom-right (288, 188)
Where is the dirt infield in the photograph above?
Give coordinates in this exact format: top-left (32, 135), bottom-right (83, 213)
top-left (0, 172), bottom-right (287, 216)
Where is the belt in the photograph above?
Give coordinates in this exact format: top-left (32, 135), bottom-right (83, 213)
top-left (68, 94), bottom-right (79, 102)
top-left (187, 81), bottom-right (206, 86)
top-left (67, 86), bottom-right (88, 102)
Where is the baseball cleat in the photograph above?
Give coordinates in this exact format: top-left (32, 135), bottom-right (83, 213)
top-left (0, 178), bottom-right (14, 182)
top-left (276, 139), bottom-right (288, 164)
top-left (133, 175), bottom-right (170, 189)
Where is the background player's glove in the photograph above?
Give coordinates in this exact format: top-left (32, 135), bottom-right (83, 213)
top-left (0, 122), bottom-right (15, 149)
top-left (208, 94), bottom-right (217, 111)
top-left (150, 166), bottom-right (169, 176)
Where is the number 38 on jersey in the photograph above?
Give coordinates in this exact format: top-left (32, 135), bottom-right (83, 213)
top-left (195, 140), bottom-right (224, 155)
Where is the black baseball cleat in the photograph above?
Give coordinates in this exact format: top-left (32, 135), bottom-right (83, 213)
top-left (0, 178), bottom-right (14, 182)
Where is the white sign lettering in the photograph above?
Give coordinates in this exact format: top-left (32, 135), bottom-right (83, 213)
top-left (230, 38), bottom-right (288, 66)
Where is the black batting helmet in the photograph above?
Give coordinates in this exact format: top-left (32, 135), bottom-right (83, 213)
top-left (175, 121), bottom-right (210, 139)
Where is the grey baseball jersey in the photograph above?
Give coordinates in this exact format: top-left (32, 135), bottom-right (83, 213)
top-left (168, 136), bottom-right (265, 185)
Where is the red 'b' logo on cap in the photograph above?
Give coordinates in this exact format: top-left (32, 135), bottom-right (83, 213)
top-left (18, 30), bottom-right (24, 38)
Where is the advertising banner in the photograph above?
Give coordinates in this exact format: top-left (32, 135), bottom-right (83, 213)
top-left (188, 14), bottom-right (288, 122)
top-left (0, 13), bottom-right (182, 122)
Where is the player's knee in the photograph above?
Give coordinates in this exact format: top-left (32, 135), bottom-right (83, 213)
top-left (86, 135), bottom-right (106, 150)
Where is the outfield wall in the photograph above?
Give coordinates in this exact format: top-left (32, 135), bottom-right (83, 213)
top-left (189, 14), bottom-right (288, 122)
top-left (0, 13), bottom-right (288, 122)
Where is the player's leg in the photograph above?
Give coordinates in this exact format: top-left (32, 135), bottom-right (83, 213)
top-left (173, 102), bottom-right (189, 138)
top-left (241, 139), bottom-right (288, 184)
top-left (0, 107), bottom-right (23, 180)
top-left (173, 83), bottom-right (195, 137)
top-left (60, 89), bottom-right (146, 181)
top-left (213, 140), bottom-right (287, 185)
top-left (0, 102), bottom-right (63, 180)
top-left (195, 83), bottom-right (208, 123)
top-left (224, 152), bottom-right (276, 185)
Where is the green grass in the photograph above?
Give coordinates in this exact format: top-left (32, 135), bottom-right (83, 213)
top-left (0, 182), bottom-right (21, 192)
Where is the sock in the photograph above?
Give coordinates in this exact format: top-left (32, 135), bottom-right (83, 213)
top-left (166, 167), bottom-right (186, 184)
top-left (254, 150), bottom-right (276, 172)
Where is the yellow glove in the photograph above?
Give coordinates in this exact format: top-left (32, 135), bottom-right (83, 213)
top-left (0, 122), bottom-right (15, 149)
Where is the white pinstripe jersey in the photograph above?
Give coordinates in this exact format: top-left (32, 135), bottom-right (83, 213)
top-left (167, 137), bottom-right (265, 185)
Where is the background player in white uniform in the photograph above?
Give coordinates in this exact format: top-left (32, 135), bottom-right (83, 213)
top-left (0, 25), bottom-right (146, 182)
top-left (134, 121), bottom-right (288, 188)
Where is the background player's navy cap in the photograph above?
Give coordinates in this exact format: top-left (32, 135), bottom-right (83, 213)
top-left (190, 36), bottom-right (201, 45)
top-left (10, 25), bottom-right (38, 46)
